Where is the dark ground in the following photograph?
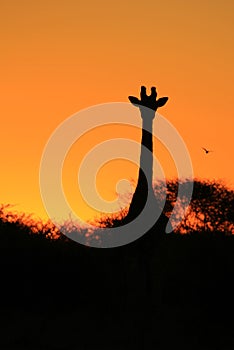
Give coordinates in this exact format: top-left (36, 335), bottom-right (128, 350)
top-left (1, 221), bottom-right (234, 349)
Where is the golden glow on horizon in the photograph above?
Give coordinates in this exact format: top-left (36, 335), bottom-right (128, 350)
top-left (1, 0), bottom-right (234, 221)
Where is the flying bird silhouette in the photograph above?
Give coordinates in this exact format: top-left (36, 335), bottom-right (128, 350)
top-left (202, 147), bottom-right (213, 154)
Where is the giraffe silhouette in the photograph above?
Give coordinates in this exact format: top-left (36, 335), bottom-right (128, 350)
top-left (117, 86), bottom-right (172, 318)
top-left (123, 85), bottom-right (171, 243)
top-left (116, 86), bottom-right (172, 345)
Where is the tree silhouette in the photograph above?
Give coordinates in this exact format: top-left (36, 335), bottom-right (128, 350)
top-left (153, 179), bottom-right (234, 234)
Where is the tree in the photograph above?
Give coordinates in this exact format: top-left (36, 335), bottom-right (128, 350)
top-left (153, 179), bottom-right (234, 234)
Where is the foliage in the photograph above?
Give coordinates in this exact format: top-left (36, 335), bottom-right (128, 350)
top-left (158, 179), bottom-right (234, 234)
top-left (0, 204), bottom-right (61, 239)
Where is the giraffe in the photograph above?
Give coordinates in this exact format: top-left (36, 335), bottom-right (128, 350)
top-left (108, 87), bottom-right (172, 347)
top-left (124, 85), bottom-right (170, 239)
top-left (119, 86), bottom-right (171, 318)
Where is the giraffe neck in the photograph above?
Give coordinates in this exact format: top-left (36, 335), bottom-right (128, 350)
top-left (126, 114), bottom-right (155, 220)
top-left (138, 116), bottom-right (154, 190)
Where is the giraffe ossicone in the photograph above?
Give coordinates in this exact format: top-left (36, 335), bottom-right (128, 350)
top-left (128, 85), bottom-right (168, 113)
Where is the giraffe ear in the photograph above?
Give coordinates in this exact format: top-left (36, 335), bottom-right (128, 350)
top-left (156, 97), bottom-right (168, 107)
top-left (128, 96), bottom-right (141, 105)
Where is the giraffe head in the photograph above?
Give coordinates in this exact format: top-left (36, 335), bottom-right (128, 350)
top-left (128, 86), bottom-right (168, 118)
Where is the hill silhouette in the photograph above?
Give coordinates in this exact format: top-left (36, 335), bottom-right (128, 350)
top-left (0, 180), bottom-right (234, 349)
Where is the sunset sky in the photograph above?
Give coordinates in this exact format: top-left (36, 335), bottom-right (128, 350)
top-left (1, 0), bottom-right (233, 222)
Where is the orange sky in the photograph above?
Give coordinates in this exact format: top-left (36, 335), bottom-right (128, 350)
top-left (1, 0), bottom-right (234, 222)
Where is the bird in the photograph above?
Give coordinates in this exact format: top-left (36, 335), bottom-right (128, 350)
top-left (202, 147), bottom-right (213, 154)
